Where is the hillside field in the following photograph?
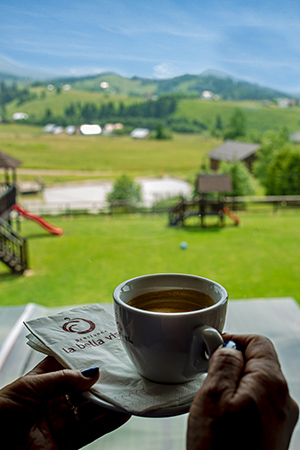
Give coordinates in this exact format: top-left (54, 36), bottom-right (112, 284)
top-left (5, 88), bottom-right (142, 119)
top-left (0, 123), bottom-right (221, 183)
top-left (4, 86), bottom-right (300, 135)
top-left (174, 98), bottom-right (300, 134)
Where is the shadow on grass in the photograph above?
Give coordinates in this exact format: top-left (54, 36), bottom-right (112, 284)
top-left (25, 232), bottom-right (55, 239)
top-left (170, 221), bottom-right (239, 233)
top-left (183, 225), bottom-right (222, 233)
top-left (0, 271), bottom-right (22, 280)
top-left (170, 222), bottom-right (234, 233)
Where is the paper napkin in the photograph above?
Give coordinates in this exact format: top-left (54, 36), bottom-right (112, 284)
top-left (25, 304), bottom-right (205, 415)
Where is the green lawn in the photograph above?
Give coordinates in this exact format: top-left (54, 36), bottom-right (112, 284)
top-left (1, 210), bottom-right (299, 307)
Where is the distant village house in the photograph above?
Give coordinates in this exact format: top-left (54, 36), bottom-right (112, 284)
top-left (130, 128), bottom-right (150, 139)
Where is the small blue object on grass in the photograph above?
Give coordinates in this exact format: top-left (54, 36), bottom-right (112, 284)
top-left (180, 241), bottom-right (188, 249)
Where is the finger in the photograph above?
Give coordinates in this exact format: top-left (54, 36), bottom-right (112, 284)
top-left (21, 366), bottom-right (100, 403)
top-left (222, 333), bottom-right (279, 362)
top-left (222, 334), bottom-right (292, 422)
top-left (187, 347), bottom-right (244, 450)
top-left (190, 346), bottom-right (244, 419)
top-left (203, 346), bottom-right (244, 407)
top-left (27, 356), bottom-right (64, 375)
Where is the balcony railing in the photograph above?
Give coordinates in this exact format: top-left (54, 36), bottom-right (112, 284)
top-left (0, 185), bottom-right (16, 218)
top-left (0, 217), bottom-right (28, 273)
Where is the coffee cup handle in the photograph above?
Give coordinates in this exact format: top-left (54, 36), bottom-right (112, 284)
top-left (187, 325), bottom-right (224, 374)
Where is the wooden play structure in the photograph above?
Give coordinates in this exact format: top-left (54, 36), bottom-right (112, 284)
top-left (0, 151), bottom-right (28, 273)
top-left (168, 174), bottom-right (239, 227)
top-left (0, 151), bottom-right (63, 273)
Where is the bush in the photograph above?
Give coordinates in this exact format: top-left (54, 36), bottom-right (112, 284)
top-left (106, 174), bottom-right (142, 204)
top-left (265, 148), bottom-right (300, 195)
top-left (253, 129), bottom-right (291, 188)
top-left (220, 160), bottom-right (256, 196)
top-left (223, 108), bottom-right (247, 140)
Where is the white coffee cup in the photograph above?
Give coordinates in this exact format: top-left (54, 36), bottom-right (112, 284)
top-left (113, 273), bottom-right (228, 383)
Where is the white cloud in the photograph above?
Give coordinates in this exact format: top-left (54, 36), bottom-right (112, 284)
top-left (153, 62), bottom-right (174, 79)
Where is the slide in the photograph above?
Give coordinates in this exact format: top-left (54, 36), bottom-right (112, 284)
top-left (12, 205), bottom-right (63, 236)
top-left (223, 206), bottom-right (240, 226)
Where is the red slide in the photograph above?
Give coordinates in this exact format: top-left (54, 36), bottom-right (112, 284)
top-left (12, 205), bottom-right (63, 236)
top-left (223, 206), bottom-right (240, 226)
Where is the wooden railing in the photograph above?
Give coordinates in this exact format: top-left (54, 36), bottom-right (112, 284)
top-left (0, 185), bottom-right (16, 219)
top-left (0, 218), bottom-right (28, 273)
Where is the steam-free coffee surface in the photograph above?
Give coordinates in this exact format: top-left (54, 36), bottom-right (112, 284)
top-left (127, 289), bottom-right (214, 313)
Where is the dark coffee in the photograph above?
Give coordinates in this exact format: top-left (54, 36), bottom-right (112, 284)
top-left (127, 288), bottom-right (215, 313)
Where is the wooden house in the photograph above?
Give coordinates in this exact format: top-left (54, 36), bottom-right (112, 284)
top-left (207, 140), bottom-right (260, 172)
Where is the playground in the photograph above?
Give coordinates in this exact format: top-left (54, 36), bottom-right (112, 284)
top-left (0, 151), bottom-right (63, 273)
top-left (168, 199), bottom-right (239, 227)
top-left (168, 174), bottom-right (239, 227)
top-left (12, 205), bottom-right (63, 235)
top-left (2, 151), bottom-right (241, 276)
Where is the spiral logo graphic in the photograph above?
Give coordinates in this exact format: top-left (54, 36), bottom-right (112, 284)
top-left (62, 317), bottom-right (96, 334)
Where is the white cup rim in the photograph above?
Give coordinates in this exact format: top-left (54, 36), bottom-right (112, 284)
top-left (113, 273), bottom-right (228, 316)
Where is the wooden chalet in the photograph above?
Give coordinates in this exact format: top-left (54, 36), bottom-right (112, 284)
top-left (207, 140), bottom-right (260, 172)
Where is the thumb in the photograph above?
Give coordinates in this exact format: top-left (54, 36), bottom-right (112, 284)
top-left (23, 366), bottom-right (100, 402)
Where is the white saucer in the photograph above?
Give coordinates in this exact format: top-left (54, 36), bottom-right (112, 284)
top-left (83, 390), bottom-right (193, 417)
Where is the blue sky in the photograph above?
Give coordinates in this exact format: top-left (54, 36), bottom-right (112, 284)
top-left (1, 0), bottom-right (300, 92)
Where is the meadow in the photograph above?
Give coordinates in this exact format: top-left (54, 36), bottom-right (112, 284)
top-left (1, 210), bottom-right (299, 307)
top-left (0, 123), bottom-right (221, 183)
top-left (174, 99), bottom-right (300, 134)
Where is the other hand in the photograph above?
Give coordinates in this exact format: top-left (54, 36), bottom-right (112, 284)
top-left (187, 333), bottom-right (299, 450)
top-left (0, 356), bottom-right (130, 449)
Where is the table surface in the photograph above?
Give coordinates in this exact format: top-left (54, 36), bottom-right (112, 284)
top-left (1, 298), bottom-right (300, 450)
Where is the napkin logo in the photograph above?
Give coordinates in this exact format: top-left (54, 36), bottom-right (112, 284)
top-left (62, 317), bottom-right (96, 334)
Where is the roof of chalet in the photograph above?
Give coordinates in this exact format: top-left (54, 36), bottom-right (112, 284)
top-left (0, 151), bottom-right (22, 169)
top-left (196, 174), bottom-right (232, 193)
top-left (207, 140), bottom-right (260, 162)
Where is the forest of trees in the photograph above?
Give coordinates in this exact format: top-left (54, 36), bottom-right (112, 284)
top-left (0, 82), bottom-right (37, 112)
top-left (63, 95), bottom-right (177, 125)
top-left (21, 94), bottom-right (208, 133)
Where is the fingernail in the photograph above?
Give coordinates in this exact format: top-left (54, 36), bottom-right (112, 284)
top-left (223, 340), bottom-right (237, 349)
top-left (81, 366), bottom-right (99, 378)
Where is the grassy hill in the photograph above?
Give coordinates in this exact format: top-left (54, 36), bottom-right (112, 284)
top-left (4, 87), bottom-right (141, 121)
top-left (2, 69), bottom-right (300, 136)
top-left (5, 88), bottom-right (300, 136)
top-left (173, 99), bottom-right (300, 134)
top-left (66, 73), bottom-right (158, 96)
top-left (50, 72), bottom-right (288, 100)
